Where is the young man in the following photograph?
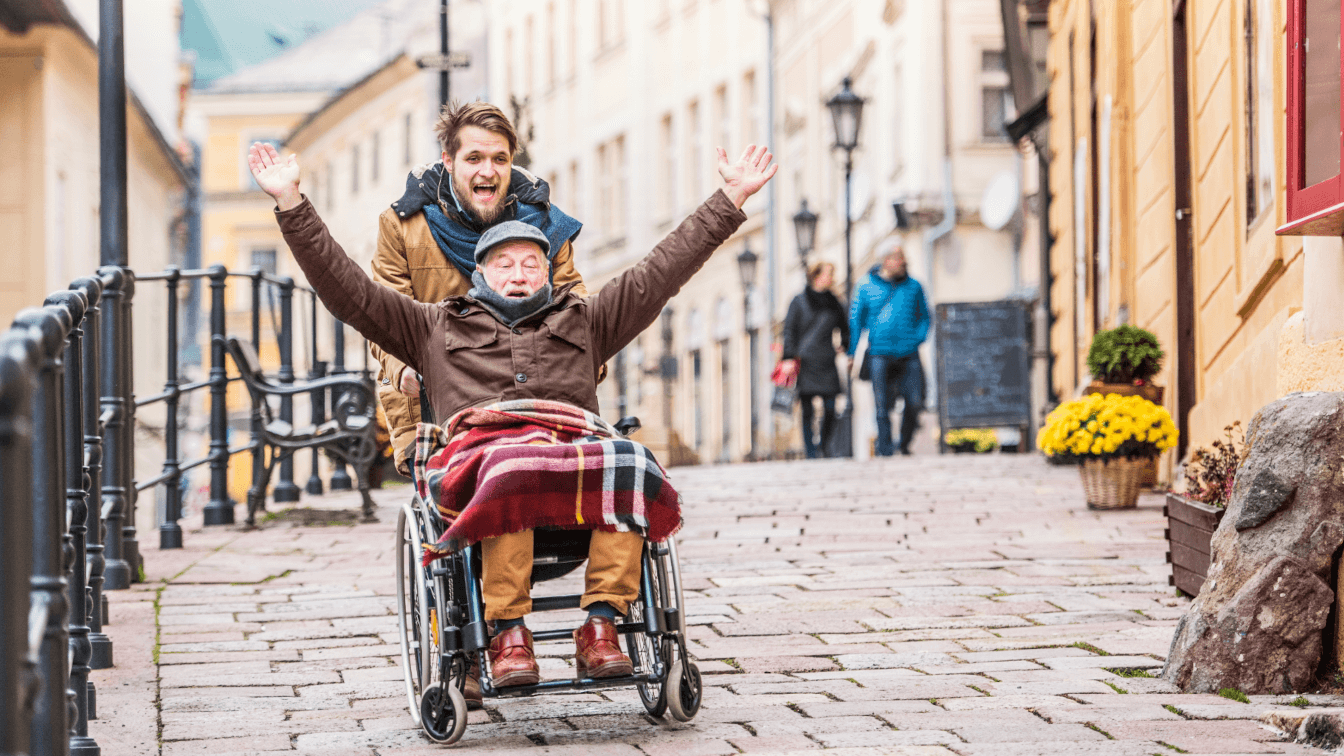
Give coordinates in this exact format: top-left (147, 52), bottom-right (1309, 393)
top-left (370, 102), bottom-right (588, 473)
top-left (848, 245), bottom-right (931, 457)
top-left (247, 140), bottom-right (776, 690)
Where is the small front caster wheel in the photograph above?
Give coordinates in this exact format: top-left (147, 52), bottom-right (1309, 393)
top-left (665, 659), bottom-right (702, 722)
top-left (419, 682), bottom-right (468, 744)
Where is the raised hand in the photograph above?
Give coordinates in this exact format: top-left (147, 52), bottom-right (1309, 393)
top-left (247, 142), bottom-right (303, 211)
top-left (717, 144), bottom-right (779, 209)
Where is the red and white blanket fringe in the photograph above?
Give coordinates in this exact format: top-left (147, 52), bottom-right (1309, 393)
top-left (413, 399), bottom-right (682, 565)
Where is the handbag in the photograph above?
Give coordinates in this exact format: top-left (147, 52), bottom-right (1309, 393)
top-left (770, 384), bottom-right (796, 414)
top-left (856, 287), bottom-right (899, 382)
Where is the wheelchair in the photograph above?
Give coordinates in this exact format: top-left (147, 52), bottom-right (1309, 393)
top-left (393, 414), bottom-right (703, 745)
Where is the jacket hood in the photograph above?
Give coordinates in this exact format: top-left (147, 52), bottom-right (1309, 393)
top-left (390, 162), bottom-right (553, 221)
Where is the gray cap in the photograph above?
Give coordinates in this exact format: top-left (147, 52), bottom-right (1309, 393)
top-left (474, 221), bottom-right (550, 265)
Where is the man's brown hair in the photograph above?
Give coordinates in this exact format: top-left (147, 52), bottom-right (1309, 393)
top-left (806, 261), bottom-right (835, 285)
top-left (435, 101), bottom-right (519, 159)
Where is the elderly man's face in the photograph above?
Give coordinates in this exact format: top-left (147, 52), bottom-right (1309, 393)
top-left (448, 125), bottom-right (513, 224)
top-left (881, 249), bottom-right (908, 279)
top-left (480, 241), bottom-right (548, 298)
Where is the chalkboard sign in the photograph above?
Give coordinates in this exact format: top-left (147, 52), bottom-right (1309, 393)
top-left (934, 300), bottom-right (1032, 437)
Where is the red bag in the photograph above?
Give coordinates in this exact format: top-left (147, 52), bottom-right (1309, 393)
top-left (771, 360), bottom-right (797, 388)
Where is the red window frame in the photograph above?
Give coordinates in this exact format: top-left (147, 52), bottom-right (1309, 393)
top-left (1281, 0), bottom-right (1344, 235)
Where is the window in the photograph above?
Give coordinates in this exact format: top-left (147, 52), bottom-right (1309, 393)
top-left (742, 70), bottom-right (758, 145)
top-left (1245, 0), bottom-right (1276, 225)
top-left (325, 161), bottom-right (334, 212)
top-left (892, 63), bottom-right (905, 174)
top-left (568, 160), bottom-right (581, 221)
top-left (659, 114), bottom-right (676, 216)
top-left (690, 348), bottom-right (703, 449)
top-left (980, 50), bottom-right (1012, 141)
top-left (714, 85), bottom-right (730, 153)
top-left (568, 0), bottom-right (578, 76)
top-left (598, 0), bottom-right (625, 51)
top-left (371, 130), bottom-right (381, 183)
top-left (597, 138), bottom-right (625, 239)
top-left (525, 16), bottom-right (535, 97)
top-left (351, 144), bottom-right (361, 195)
top-left (505, 28), bottom-right (515, 100)
top-left (546, 3), bottom-right (556, 89)
top-left (719, 337), bottom-right (731, 455)
top-left (404, 113), bottom-right (413, 167)
top-left (1282, 0), bottom-right (1344, 233)
top-left (687, 100), bottom-right (702, 201)
top-left (252, 248), bottom-right (277, 274)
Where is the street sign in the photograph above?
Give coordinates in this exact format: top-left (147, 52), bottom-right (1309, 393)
top-left (416, 52), bottom-right (472, 70)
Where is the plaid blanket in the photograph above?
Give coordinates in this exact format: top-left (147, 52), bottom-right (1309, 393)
top-left (413, 399), bottom-right (681, 564)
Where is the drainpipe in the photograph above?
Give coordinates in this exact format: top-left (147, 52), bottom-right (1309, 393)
top-left (765, 8), bottom-right (777, 324)
top-left (922, 0), bottom-right (957, 407)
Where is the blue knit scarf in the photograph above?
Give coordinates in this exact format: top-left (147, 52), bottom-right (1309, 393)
top-left (423, 180), bottom-right (583, 278)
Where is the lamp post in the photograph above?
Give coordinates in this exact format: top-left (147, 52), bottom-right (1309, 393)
top-left (737, 243), bottom-right (760, 460)
top-left (826, 76), bottom-right (864, 458)
top-left (792, 199), bottom-right (818, 267)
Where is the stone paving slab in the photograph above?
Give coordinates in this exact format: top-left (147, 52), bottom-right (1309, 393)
top-left (86, 454), bottom-right (1342, 754)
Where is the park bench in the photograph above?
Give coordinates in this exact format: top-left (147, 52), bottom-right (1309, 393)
top-left (226, 337), bottom-right (379, 524)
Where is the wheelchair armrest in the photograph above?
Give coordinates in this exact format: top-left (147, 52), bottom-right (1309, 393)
top-left (614, 416), bottom-right (641, 436)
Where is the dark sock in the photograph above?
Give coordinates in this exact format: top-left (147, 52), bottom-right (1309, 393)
top-left (496, 616), bottom-right (526, 631)
top-left (586, 601), bottom-right (619, 621)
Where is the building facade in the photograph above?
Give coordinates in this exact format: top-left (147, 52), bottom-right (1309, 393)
top-left (485, 0), bottom-right (1035, 462)
top-left (1044, 0), bottom-right (1344, 472)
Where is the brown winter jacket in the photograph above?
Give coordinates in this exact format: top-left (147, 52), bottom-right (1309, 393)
top-left (277, 190), bottom-right (746, 427)
top-left (368, 206), bottom-right (587, 468)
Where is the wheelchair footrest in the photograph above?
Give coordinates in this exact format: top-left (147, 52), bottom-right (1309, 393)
top-left (530, 594), bottom-right (582, 613)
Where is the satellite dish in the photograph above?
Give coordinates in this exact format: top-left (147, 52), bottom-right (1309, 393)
top-left (979, 170), bottom-right (1020, 231)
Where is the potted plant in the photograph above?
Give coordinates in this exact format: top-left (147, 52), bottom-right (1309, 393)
top-left (1085, 324), bottom-right (1166, 404)
top-left (1037, 393), bottom-right (1179, 510)
top-left (1166, 423), bottom-right (1244, 597)
top-left (945, 428), bottom-right (997, 454)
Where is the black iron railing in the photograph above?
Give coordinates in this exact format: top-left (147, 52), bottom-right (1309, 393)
top-left (0, 263), bottom-right (369, 755)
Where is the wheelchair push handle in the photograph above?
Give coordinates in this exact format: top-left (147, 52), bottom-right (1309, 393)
top-left (614, 416), bottom-right (641, 436)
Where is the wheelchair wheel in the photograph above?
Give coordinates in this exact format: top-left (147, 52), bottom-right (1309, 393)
top-left (395, 504), bottom-right (437, 726)
top-left (625, 538), bottom-right (688, 718)
top-left (665, 658), bottom-right (703, 722)
top-left (419, 682), bottom-right (468, 744)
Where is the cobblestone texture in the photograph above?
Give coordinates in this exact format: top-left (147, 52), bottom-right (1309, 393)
top-left (88, 454), bottom-right (1337, 754)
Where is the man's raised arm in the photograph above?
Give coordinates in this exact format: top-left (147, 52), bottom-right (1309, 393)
top-left (588, 145), bottom-right (778, 361)
top-left (247, 142), bottom-right (435, 375)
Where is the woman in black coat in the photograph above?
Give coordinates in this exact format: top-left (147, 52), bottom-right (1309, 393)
top-left (780, 262), bottom-right (850, 458)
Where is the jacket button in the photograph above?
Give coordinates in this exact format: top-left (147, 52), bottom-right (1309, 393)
top-left (515, 372), bottom-right (527, 383)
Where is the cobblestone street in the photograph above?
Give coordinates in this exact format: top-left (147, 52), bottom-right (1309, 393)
top-left (90, 455), bottom-right (1334, 755)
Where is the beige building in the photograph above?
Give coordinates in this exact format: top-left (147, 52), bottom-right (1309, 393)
top-left (1043, 0), bottom-right (1344, 474)
top-left (484, 0), bottom-right (1034, 462)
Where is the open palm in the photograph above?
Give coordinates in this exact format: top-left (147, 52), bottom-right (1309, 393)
top-left (247, 142), bottom-right (301, 202)
top-left (717, 144), bottom-right (779, 208)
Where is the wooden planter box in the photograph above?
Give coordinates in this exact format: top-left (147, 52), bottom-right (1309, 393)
top-left (1165, 492), bottom-right (1225, 597)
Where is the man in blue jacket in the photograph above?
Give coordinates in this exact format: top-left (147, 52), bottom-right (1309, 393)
top-left (848, 246), bottom-right (930, 456)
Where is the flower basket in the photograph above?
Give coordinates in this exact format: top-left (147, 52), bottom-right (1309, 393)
top-left (1079, 457), bottom-right (1149, 509)
top-left (1037, 393), bottom-right (1178, 511)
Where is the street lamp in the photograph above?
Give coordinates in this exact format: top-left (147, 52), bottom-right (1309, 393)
top-left (826, 76), bottom-right (865, 458)
top-left (792, 199), bottom-right (818, 265)
top-left (737, 242), bottom-right (760, 460)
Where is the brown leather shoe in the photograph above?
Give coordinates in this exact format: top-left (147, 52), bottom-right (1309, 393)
top-left (463, 659), bottom-right (483, 709)
top-left (574, 616), bottom-right (634, 679)
top-left (488, 625), bottom-right (540, 688)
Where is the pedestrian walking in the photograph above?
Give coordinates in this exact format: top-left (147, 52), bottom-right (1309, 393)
top-left (847, 245), bottom-right (930, 457)
top-left (780, 262), bottom-right (849, 458)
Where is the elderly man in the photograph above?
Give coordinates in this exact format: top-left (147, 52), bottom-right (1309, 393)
top-left (848, 246), bottom-right (931, 457)
top-left (247, 140), bottom-right (776, 688)
top-left (371, 102), bottom-right (589, 474)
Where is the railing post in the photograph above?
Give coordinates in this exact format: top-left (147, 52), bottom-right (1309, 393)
top-left (118, 271), bottom-right (141, 582)
top-left (45, 290), bottom-right (100, 756)
top-left (305, 293), bottom-right (324, 496)
top-left (0, 330), bottom-right (36, 756)
top-left (15, 305), bottom-right (74, 756)
top-left (247, 269), bottom-right (264, 512)
top-left (272, 277), bottom-right (300, 503)
top-left (160, 267), bottom-right (183, 549)
top-left (329, 319), bottom-right (352, 491)
top-left (72, 277), bottom-right (111, 674)
top-left (202, 264), bottom-right (234, 526)
top-left (97, 266), bottom-right (131, 590)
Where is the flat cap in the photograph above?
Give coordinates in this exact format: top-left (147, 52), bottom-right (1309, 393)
top-left (474, 221), bottom-right (550, 265)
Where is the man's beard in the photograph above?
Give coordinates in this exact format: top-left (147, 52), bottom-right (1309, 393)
top-left (452, 172), bottom-right (509, 225)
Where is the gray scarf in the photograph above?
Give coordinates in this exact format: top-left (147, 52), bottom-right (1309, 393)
top-left (468, 270), bottom-right (554, 326)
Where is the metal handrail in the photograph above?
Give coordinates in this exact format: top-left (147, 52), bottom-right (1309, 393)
top-left (0, 257), bottom-right (373, 755)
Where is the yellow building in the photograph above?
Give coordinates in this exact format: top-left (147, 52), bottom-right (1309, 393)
top-left (1044, 0), bottom-right (1344, 469)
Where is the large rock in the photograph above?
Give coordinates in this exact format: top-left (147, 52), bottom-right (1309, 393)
top-left (1163, 392), bottom-right (1344, 694)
